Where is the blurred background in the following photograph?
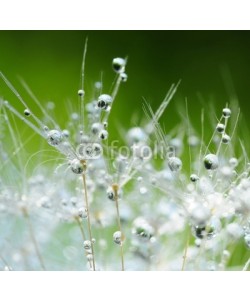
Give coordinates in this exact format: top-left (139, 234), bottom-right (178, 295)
top-left (1, 31), bottom-right (250, 150)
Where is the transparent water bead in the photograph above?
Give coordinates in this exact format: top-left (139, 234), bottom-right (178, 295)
top-left (204, 154), bottom-right (219, 170)
top-left (190, 205), bottom-right (211, 227)
top-left (83, 240), bottom-right (92, 250)
top-left (99, 129), bottom-right (108, 140)
top-left (47, 129), bottom-right (63, 146)
top-left (126, 127), bottom-right (147, 145)
top-left (229, 157), bottom-right (238, 168)
top-left (24, 108), bottom-right (31, 116)
top-left (226, 223), bottom-right (244, 240)
top-left (190, 174), bottom-right (199, 182)
top-left (97, 94), bottom-right (112, 110)
top-left (222, 134), bottom-right (231, 144)
top-left (216, 123), bottom-right (225, 133)
top-left (222, 108), bottom-right (231, 118)
top-left (70, 159), bottom-right (84, 174)
top-left (168, 157), bottom-right (182, 172)
top-left (78, 207), bottom-right (88, 219)
top-left (120, 73), bottom-right (128, 82)
top-left (78, 89), bottom-right (85, 97)
top-left (132, 217), bottom-right (154, 240)
top-left (244, 234), bottom-right (250, 249)
top-left (192, 217), bottom-right (221, 240)
top-left (113, 231), bottom-right (122, 245)
top-left (112, 57), bottom-right (126, 73)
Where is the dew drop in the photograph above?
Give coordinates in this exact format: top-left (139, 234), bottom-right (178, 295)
top-left (222, 108), bottom-right (231, 118)
top-left (120, 73), bottom-right (128, 82)
top-left (222, 134), bottom-right (231, 144)
top-left (78, 207), bottom-right (88, 219)
top-left (204, 154), bottom-right (219, 170)
top-left (216, 123), bottom-right (225, 133)
top-left (97, 94), bottom-right (112, 110)
top-left (190, 174), bottom-right (199, 182)
top-left (70, 159), bottom-right (84, 174)
top-left (47, 129), bottom-right (63, 146)
top-left (24, 108), bottom-right (31, 117)
top-left (83, 240), bottom-right (92, 250)
top-left (99, 129), bottom-right (108, 140)
top-left (112, 57), bottom-right (126, 73)
top-left (168, 157), bottom-right (182, 172)
top-left (113, 231), bottom-right (122, 245)
top-left (78, 89), bottom-right (85, 97)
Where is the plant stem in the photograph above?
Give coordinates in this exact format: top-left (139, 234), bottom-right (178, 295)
top-left (75, 216), bottom-right (93, 270)
top-left (112, 183), bottom-right (125, 271)
top-left (82, 164), bottom-right (96, 271)
top-left (22, 208), bottom-right (46, 270)
top-left (181, 230), bottom-right (190, 271)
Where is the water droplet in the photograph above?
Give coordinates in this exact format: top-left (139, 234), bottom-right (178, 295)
top-left (91, 123), bottom-right (102, 135)
top-left (222, 108), bottom-right (231, 118)
top-left (78, 89), bottom-right (85, 97)
top-left (191, 217), bottom-right (221, 240)
top-left (24, 108), bottom-right (31, 116)
top-left (120, 73), bottom-right (128, 82)
top-left (222, 134), bottom-right (231, 144)
top-left (126, 127), bottom-right (147, 145)
top-left (107, 188), bottom-right (115, 201)
top-left (216, 123), bottom-right (225, 133)
top-left (70, 159), bottom-right (84, 174)
top-left (78, 207), bottom-right (88, 219)
top-left (229, 157), bottom-right (238, 168)
top-left (113, 231), bottom-right (122, 245)
top-left (190, 205), bottom-right (211, 227)
top-left (190, 174), bottom-right (199, 182)
top-left (47, 129), bottom-right (63, 146)
top-left (97, 94), bottom-right (112, 110)
top-left (245, 234), bottom-right (250, 249)
top-left (132, 217), bottom-right (154, 240)
top-left (204, 154), bottom-right (219, 170)
top-left (112, 57), bottom-right (126, 73)
top-left (62, 129), bottom-right (70, 138)
top-left (99, 129), bottom-right (108, 140)
top-left (139, 186), bottom-right (148, 195)
top-left (83, 240), bottom-right (92, 250)
top-left (168, 157), bottom-right (182, 172)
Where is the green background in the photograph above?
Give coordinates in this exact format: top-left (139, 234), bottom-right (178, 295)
top-left (1, 31), bottom-right (250, 142)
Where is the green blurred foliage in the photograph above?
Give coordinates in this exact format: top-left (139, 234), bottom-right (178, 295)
top-left (1, 31), bottom-right (250, 130)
